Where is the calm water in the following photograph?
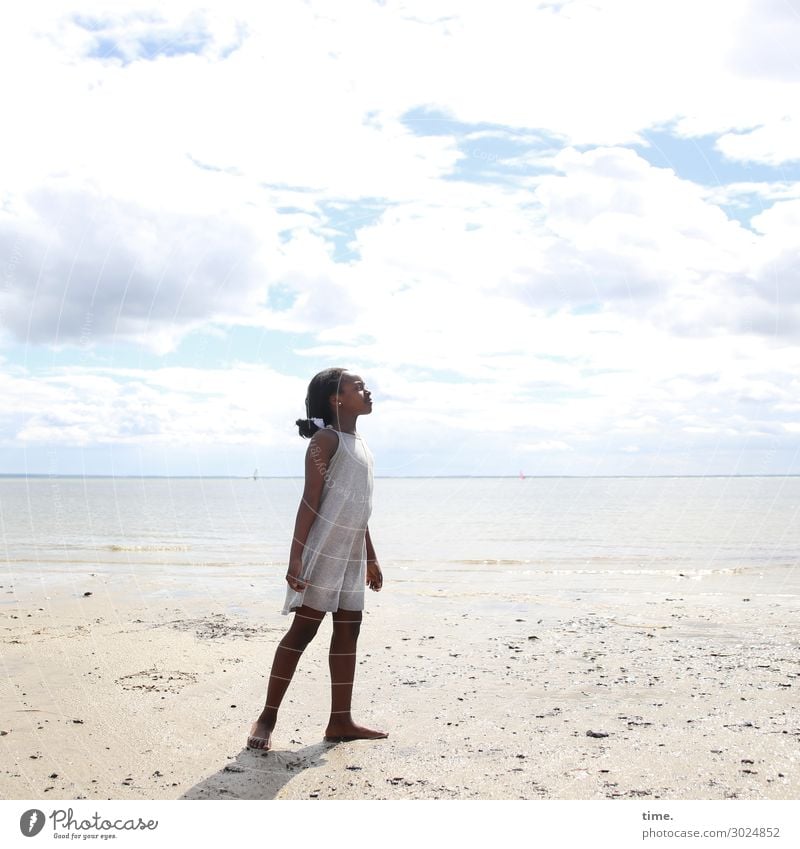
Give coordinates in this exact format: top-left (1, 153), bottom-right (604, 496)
top-left (2, 477), bottom-right (799, 602)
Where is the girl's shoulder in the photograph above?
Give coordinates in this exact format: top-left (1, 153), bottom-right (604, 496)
top-left (311, 426), bottom-right (339, 451)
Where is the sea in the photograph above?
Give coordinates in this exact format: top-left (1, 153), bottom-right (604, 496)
top-left (2, 476), bottom-right (799, 613)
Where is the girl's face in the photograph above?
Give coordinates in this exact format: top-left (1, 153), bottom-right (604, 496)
top-left (334, 373), bottom-right (373, 415)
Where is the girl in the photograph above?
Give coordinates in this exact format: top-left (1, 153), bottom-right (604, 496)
top-left (247, 367), bottom-right (388, 750)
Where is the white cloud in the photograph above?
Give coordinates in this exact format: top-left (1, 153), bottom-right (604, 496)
top-left (699, 180), bottom-right (800, 209)
top-left (717, 117), bottom-right (800, 166)
top-left (521, 440), bottom-right (574, 453)
top-left (2, 363), bottom-right (305, 447)
top-left (2, 329), bottom-right (798, 473)
top-left (724, 0), bottom-right (800, 83)
top-left (0, 183), bottom-right (274, 353)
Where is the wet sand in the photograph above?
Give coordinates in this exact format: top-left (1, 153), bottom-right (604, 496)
top-left (1, 568), bottom-right (798, 800)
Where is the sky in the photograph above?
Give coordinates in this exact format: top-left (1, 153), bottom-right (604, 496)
top-left (1, 0), bottom-right (799, 477)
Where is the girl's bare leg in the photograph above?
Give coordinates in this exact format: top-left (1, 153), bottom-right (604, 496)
top-left (324, 608), bottom-right (388, 742)
top-left (247, 604), bottom-right (325, 750)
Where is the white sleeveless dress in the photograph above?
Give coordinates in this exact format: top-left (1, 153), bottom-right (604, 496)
top-left (282, 425), bottom-right (374, 615)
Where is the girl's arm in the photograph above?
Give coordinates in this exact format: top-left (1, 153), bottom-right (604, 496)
top-left (288, 430), bottom-right (337, 567)
top-left (365, 525), bottom-right (378, 564)
top-left (365, 526), bottom-right (383, 591)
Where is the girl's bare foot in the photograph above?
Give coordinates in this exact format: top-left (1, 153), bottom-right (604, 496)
top-left (246, 718), bottom-right (274, 751)
top-left (324, 721), bottom-right (388, 742)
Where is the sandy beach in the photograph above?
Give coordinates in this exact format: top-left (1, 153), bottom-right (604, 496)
top-left (1, 567), bottom-right (798, 801)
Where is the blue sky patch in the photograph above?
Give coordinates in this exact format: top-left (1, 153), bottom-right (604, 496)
top-left (632, 125), bottom-right (800, 227)
top-left (76, 13), bottom-right (212, 64)
top-left (316, 199), bottom-right (394, 262)
top-left (401, 105), bottom-right (568, 186)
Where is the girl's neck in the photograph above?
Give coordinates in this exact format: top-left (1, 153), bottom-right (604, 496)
top-left (329, 412), bottom-right (358, 434)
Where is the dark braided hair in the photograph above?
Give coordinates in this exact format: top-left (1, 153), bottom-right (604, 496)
top-left (295, 367), bottom-right (349, 438)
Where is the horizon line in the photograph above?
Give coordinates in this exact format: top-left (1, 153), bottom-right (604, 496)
top-left (2, 474), bottom-right (799, 480)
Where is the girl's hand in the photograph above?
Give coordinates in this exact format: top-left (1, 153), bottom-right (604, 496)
top-left (286, 557), bottom-right (307, 592)
top-left (366, 560), bottom-right (383, 591)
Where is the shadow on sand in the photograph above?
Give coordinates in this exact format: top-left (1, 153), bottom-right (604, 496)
top-left (181, 740), bottom-right (344, 800)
